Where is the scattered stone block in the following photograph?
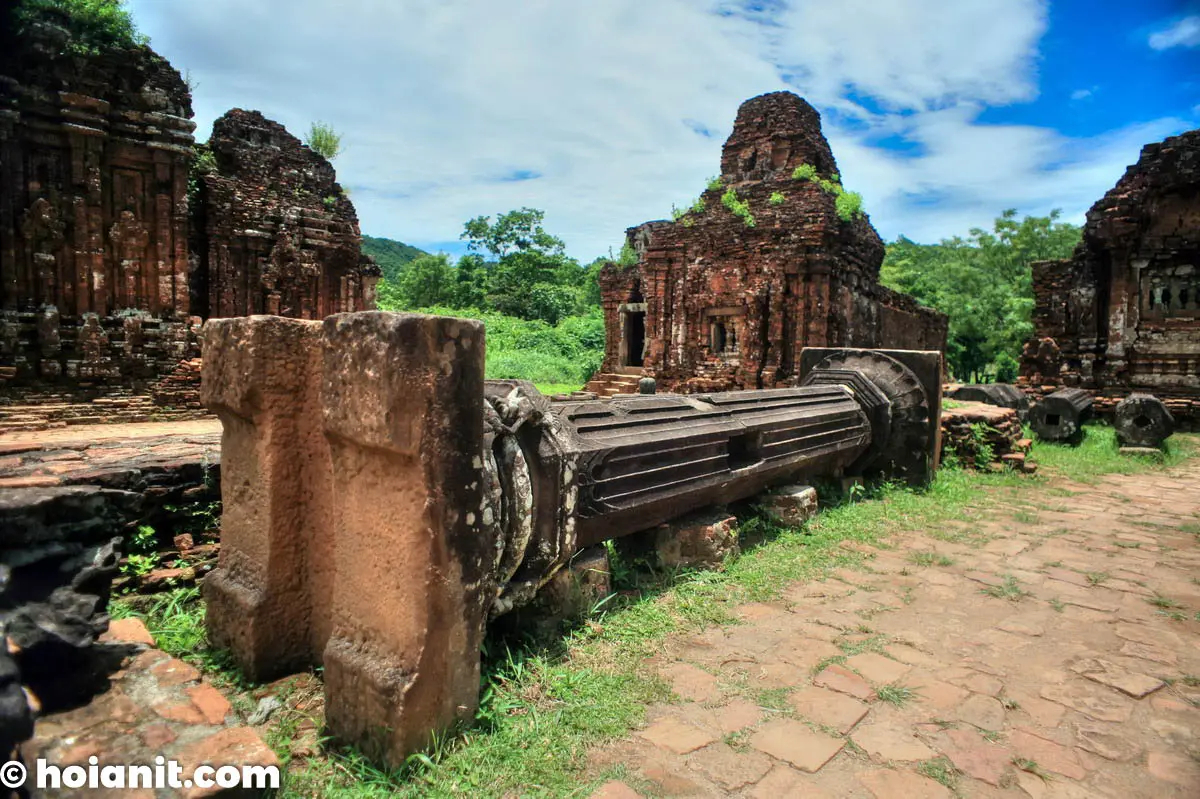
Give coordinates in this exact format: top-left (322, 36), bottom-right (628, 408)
top-left (1073, 721), bottom-right (1142, 762)
top-left (935, 728), bottom-right (1012, 786)
top-left (845, 652), bottom-right (911, 685)
top-left (687, 743), bottom-right (773, 790)
top-left (1114, 393), bottom-right (1174, 448)
top-left (1040, 682), bottom-right (1134, 722)
top-left (102, 618), bottom-right (155, 647)
top-left (852, 719), bottom-right (937, 762)
top-left (814, 664), bottom-right (877, 701)
top-left (589, 781), bottom-right (643, 799)
top-left (654, 511), bottom-right (739, 569)
top-left (859, 768), bottom-right (954, 799)
top-left (1010, 728), bottom-right (1086, 780)
top-left (759, 484), bottom-right (819, 527)
top-left (638, 716), bottom-right (718, 754)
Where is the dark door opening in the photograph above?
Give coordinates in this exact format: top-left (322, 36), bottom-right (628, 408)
top-left (623, 311), bottom-right (645, 367)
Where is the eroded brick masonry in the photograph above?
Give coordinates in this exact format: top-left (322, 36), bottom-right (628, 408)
top-left (596, 92), bottom-right (947, 394)
top-left (1020, 129), bottom-right (1200, 424)
top-left (0, 17), bottom-right (377, 428)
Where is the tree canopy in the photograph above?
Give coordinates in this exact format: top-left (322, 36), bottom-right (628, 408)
top-left (881, 209), bottom-right (1081, 382)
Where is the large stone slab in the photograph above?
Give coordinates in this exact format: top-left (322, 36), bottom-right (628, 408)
top-left (201, 311), bottom-right (490, 767)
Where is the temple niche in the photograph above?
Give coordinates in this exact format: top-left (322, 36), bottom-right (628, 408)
top-left (593, 92), bottom-right (947, 395)
top-left (0, 16), bottom-right (378, 429)
top-left (195, 109), bottom-right (379, 320)
top-left (1019, 129), bottom-right (1200, 424)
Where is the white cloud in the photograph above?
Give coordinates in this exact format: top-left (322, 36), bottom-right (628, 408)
top-left (1148, 16), bottom-right (1200, 50)
top-left (1071, 88), bottom-right (1093, 101)
top-left (126, 0), bottom-right (1190, 257)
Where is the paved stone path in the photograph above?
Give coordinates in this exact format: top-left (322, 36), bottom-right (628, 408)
top-left (589, 458), bottom-right (1200, 798)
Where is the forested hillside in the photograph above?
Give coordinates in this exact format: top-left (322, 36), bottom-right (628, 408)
top-left (360, 235), bottom-right (427, 282)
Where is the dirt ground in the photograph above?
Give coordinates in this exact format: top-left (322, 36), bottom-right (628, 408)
top-left (588, 459), bottom-right (1200, 798)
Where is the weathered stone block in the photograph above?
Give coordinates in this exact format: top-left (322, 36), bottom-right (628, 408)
top-left (200, 315), bottom-right (325, 680)
top-left (319, 312), bottom-right (487, 765)
top-left (201, 310), bottom-right (488, 768)
top-left (760, 484), bottom-right (818, 527)
top-left (655, 512), bottom-right (739, 569)
top-left (1029, 387), bottom-right (1094, 443)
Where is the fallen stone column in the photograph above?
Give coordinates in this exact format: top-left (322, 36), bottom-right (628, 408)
top-left (1029, 387), bottom-right (1094, 443)
top-left (204, 323), bottom-right (941, 767)
top-left (1114, 393), bottom-right (1175, 449)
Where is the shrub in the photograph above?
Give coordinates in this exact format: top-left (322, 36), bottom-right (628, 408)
top-left (791, 164), bottom-right (818, 181)
top-left (769, 191), bottom-right (786, 206)
top-left (305, 120), bottom-right (343, 160)
top-left (17, 0), bottom-right (148, 53)
top-left (835, 191), bottom-right (865, 222)
top-left (707, 176), bottom-right (723, 192)
top-left (404, 306), bottom-right (605, 386)
top-left (792, 163), bottom-right (865, 222)
top-left (616, 241), bottom-right (639, 267)
top-left (721, 189), bottom-right (756, 228)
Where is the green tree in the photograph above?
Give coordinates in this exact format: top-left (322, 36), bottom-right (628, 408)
top-left (462, 207), bottom-right (566, 258)
top-left (304, 121), bottom-right (343, 161)
top-left (881, 209), bottom-right (1080, 382)
top-left (460, 208), bottom-right (587, 324)
top-left (450, 254), bottom-right (488, 310)
top-left (391, 253), bottom-right (455, 308)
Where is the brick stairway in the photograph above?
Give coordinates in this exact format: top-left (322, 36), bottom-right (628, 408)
top-left (584, 372), bottom-right (643, 397)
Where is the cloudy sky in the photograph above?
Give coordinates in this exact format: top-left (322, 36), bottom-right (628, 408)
top-left (127, 0), bottom-right (1199, 260)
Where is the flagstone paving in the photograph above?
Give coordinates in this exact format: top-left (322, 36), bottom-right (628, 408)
top-left (588, 458), bottom-right (1200, 797)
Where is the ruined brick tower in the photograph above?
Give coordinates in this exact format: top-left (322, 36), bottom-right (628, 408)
top-left (593, 91), bottom-right (946, 395)
top-left (195, 109), bottom-right (379, 321)
top-left (0, 13), bottom-right (378, 428)
top-left (1019, 128), bottom-right (1200, 424)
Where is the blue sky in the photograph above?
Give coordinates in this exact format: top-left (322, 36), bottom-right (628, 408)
top-left (126, 0), bottom-right (1199, 260)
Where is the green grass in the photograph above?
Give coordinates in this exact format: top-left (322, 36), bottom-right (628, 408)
top-left (132, 426), bottom-right (1194, 797)
top-left (876, 684), bottom-right (915, 707)
top-left (1030, 424), bottom-right (1192, 482)
top-left (918, 757), bottom-right (960, 791)
top-left (908, 551), bottom-right (954, 567)
top-left (981, 575), bottom-right (1030, 602)
top-left (534, 382), bottom-right (581, 395)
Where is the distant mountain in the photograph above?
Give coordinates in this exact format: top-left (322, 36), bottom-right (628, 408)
top-left (361, 235), bottom-right (428, 282)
